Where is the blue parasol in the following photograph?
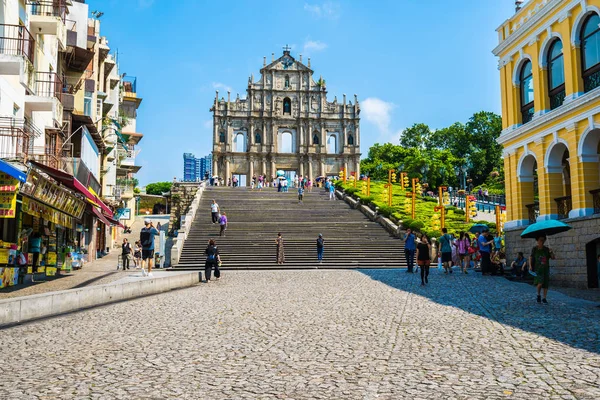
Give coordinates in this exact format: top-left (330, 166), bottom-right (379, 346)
top-left (469, 223), bottom-right (489, 234)
top-left (520, 219), bottom-right (572, 239)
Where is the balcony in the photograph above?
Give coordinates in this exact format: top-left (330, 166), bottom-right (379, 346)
top-left (29, 146), bottom-right (59, 170)
top-left (0, 24), bottom-right (35, 75)
top-left (555, 196), bottom-right (572, 220)
top-left (27, 0), bottom-right (67, 49)
top-left (25, 72), bottom-right (64, 118)
top-left (115, 185), bottom-right (134, 200)
top-left (0, 117), bottom-right (43, 161)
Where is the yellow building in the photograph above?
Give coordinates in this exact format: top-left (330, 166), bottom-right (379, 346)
top-left (494, 0), bottom-right (600, 288)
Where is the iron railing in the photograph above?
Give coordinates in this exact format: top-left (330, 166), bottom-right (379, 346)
top-left (0, 117), bottom-right (39, 160)
top-left (590, 189), bottom-right (600, 215)
top-left (555, 195), bottom-right (572, 220)
top-left (29, 146), bottom-right (59, 169)
top-left (27, 0), bottom-right (67, 21)
top-left (33, 72), bottom-right (63, 100)
top-left (584, 69), bottom-right (600, 93)
top-left (526, 202), bottom-right (539, 225)
top-left (0, 24), bottom-right (35, 65)
top-left (549, 89), bottom-right (566, 110)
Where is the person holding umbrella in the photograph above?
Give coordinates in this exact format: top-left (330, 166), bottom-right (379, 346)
top-left (529, 235), bottom-right (555, 304)
top-left (521, 220), bottom-right (570, 304)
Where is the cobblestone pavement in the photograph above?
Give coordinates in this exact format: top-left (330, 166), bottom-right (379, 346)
top-left (0, 269), bottom-right (598, 399)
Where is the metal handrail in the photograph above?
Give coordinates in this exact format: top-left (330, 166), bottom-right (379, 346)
top-left (26, 0), bottom-right (67, 22)
top-left (34, 72), bottom-right (63, 100)
top-left (0, 24), bottom-right (35, 64)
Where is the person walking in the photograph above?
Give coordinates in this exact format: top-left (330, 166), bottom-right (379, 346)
top-left (219, 212), bottom-right (228, 237)
top-left (29, 232), bottom-right (41, 278)
top-left (478, 230), bottom-right (494, 275)
top-left (204, 239), bottom-right (221, 283)
top-left (307, 178), bottom-right (313, 192)
top-left (276, 232), bottom-right (285, 264)
top-left (316, 233), bottom-right (324, 263)
top-left (403, 228), bottom-right (416, 273)
top-left (298, 186), bottom-right (304, 204)
top-left (140, 218), bottom-right (159, 277)
top-left (529, 235), bottom-right (556, 304)
top-left (457, 232), bottom-right (471, 274)
top-left (210, 200), bottom-right (220, 224)
top-left (121, 238), bottom-right (132, 270)
top-left (438, 228), bottom-right (453, 274)
top-left (133, 240), bottom-right (142, 268)
top-left (329, 182), bottom-right (335, 200)
top-left (416, 234), bottom-right (432, 286)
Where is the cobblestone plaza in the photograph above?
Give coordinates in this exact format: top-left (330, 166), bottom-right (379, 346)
top-left (1, 270), bottom-right (598, 399)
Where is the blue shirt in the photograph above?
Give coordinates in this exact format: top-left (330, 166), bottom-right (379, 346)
top-left (329, 184), bottom-right (334, 193)
top-left (494, 237), bottom-right (502, 249)
top-left (438, 234), bottom-right (452, 253)
top-left (29, 237), bottom-right (41, 253)
top-left (405, 233), bottom-right (416, 251)
top-left (141, 227), bottom-right (159, 250)
top-left (478, 235), bottom-right (491, 253)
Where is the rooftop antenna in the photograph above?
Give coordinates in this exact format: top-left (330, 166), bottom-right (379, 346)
top-left (515, 0), bottom-right (524, 12)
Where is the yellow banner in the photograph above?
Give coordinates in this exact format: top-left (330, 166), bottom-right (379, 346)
top-left (0, 173), bottom-right (18, 219)
top-left (22, 197), bottom-right (74, 227)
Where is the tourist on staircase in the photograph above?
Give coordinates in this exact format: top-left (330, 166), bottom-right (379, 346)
top-left (276, 232), bottom-right (285, 265)
top-left (204, 239), bottom-right (221, 283)
top-left (316, 234), bottom-right (324, 263)
top-left (329, 181), bottom-right (335, 200)
top-left (210, 200), bottom-right (220, 224)
top-left (298, 186), bottom-right (304, 204)
top-left (219, 212), bottom-right (228, 237)
top-left (416, 234), bottom-right (432, 286)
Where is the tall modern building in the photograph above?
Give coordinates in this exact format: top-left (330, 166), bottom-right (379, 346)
top-left (493, 0), bottom-right (600, 288)
top-left (183, 153), bottom-right (211, 181)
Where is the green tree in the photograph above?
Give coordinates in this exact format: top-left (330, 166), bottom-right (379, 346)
top-left (464, 111), bottom-right (503, 186)
top-left (146, 181), bottom-right (172, 195)
top-left (399, 123), bottom-right (432, 149)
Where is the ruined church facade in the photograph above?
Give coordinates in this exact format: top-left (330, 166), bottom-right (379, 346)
top-left (211, 49), bottom-right (361, 184)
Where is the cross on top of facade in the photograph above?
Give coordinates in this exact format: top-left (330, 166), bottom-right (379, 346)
top-left (283, 44), bottom-right (291, 53)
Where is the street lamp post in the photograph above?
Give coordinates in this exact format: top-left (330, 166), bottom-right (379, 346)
top-left (461, 165), bottom-right (468, 191)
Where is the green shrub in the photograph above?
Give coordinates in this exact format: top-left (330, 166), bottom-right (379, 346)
top-left (378, 205), bottom-right (394, 217)
top-left (409, 221), bottom-right (425, 231)
top-left (345, 187), bottom-right (359, 195)
top-left (401, 218), bottom-right (414, 229)
top-left (453, 209), bottom-right (465, 216)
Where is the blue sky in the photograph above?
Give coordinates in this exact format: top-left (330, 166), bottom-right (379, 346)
top-left (88, 0), bottom-right (516, 185)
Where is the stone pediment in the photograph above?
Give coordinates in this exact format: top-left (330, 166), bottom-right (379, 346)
top-left (261, 51), bottom-right (313, 74)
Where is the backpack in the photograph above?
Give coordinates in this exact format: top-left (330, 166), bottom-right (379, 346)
top-left (206, 246), bottom-right (217, 261)
top-left (140, 228), bottom-right (152, 248)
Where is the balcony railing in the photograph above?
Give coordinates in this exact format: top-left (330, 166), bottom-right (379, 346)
top-left (555, 195), bottom-right (572, 220)
top-left (27, 0), bottom-right (67, 21)
top-left (590, 189), bottom-right (600, 215)
top-left (0, 24), bottom-right (35, 65)
top-left (29, 146), bottom-right (59, 169)
top-left (33, 72), bottom-right (63, 100)
top-left (526, 202), bottom-right (539, 225)
top-left (0, 117), bottom-right (40, 160)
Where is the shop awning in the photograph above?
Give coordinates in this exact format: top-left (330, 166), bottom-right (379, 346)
top-left (105, 214), bottom-right (125, 229)
top-left (0, 159), bottom-right (26, 183)
top-left (29, 161), bottom-right (114, 217)
top-left (90, 205), bottom-right (112, 227)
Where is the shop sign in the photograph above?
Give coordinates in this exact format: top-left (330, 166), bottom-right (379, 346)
top-left (0, 172), bottom-right (19, 218)
top-left (22, 197), bottom-right (74, 227)
top-left (21, 170), bottom-right (86, 219)
top-left (47, 252), bottom-right (57, 266)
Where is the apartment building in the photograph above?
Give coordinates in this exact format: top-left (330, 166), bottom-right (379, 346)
top-left (0, 0), bottom-right (143, 281)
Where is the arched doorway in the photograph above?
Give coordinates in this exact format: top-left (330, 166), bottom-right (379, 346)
top-left (546, 142), bottom-right (571, 219)
top-left (578, 128), bottom-right (600, 215)
top-left (585, 238), bottom-right (600, 288)
top-left (518, 153), bottom-right (539, 224)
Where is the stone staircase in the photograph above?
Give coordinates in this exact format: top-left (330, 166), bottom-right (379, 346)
top-left (175, 186), bottom-right (406, 270)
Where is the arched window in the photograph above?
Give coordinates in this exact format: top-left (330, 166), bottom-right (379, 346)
top-left (283, 98), bottom-right (291, 114)
top-left (219, 131), bottom-right (225, 143)
top-left (235, 132), bottom-right (246, 152)
top-left (582, 13), bottom-right (600, 92)
top-left (281, 132), bottom-right (293, 153)
top-left (313, 133), bottom-right (320, 145)
top-left (285, 75), bottom-right (290, 88)
top-left (255, 131), bottom-right (262, 144)
top-left (520, 60), bottom-right (534, 124)
top-left (548, 39), bottom-right (565, 110)
top-left (327, 133), bottom-right (337, 154)
top-left (348, 134), bottom-right (354, 145)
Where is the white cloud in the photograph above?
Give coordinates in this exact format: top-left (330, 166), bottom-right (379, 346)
top-left (303, 40), bottom-right (327, 54)
top-left (203, 120), bottom-right (213, 129)
top-left (212, 82), bottom-right (233, 93)
top-left (304, 2), bottom-right (340, 20)
top-left (361, 97), bottom-right (395, 135)
top-left (138, 0), bottom-right (154, 8)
